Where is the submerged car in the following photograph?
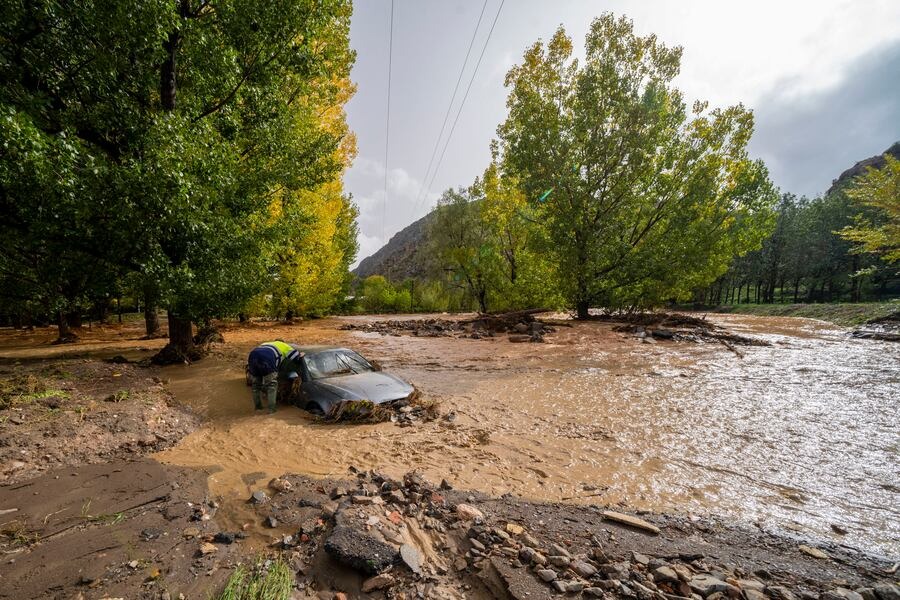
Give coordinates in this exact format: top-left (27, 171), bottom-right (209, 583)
top-left (285, 345), bottom-right (414, 415)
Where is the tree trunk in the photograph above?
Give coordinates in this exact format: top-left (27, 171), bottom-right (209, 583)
top-left (117, 295), bottom-right (123, 323)
top-left (54, 311), bottom-right (77, 344)
top-left (238, 312), bottom-right (247, 323)
top-left (576, 300), bottom-right (590, 320)
top-left (143, 283), bottom-right (161, 337)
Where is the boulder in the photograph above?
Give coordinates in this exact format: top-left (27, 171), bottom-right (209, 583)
top-left (324, 526), bottom-right (398, 575)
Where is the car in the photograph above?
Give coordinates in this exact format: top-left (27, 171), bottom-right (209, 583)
top-left (285, 345), bottom-right (414, 416)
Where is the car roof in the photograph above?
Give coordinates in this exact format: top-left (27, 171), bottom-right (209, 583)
top-left (289, 344), bottom-right (354, 355)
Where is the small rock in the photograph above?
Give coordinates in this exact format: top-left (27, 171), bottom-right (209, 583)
top-left (551, 580), bottom-right (567, 592)
top-left (830, 523), bottom-right (848, 535)
top-left (631, 551), bottom-right (651, 566)
top-left (567, 581), bottom-right (586, 593)
top-left (746, 590), bottom-right (767, 600)
top-left (822, 589), bottom-right (864, 600)
top-left (440, 479), bottom-right (453, 490)
top-left (352, 495), bottom-right (384, 505)
top-left (799, 544), bottom-right (829, 559)
top-left (140, 528), bottom-right (163, 541)
top-left (330, 486), bottom-right (347, 499)
top-left (400, 544), bottom-right (422, 575)
top-left (572, 560), bottom-right (598, 578)
top-left (549, 543), bottom-right (570, 557)
top-left (768, 587), bottom-right (799, 600)
top-left (549, 556), bottom-right (570, 568)
top-left (652, 566), bottom-right (678, 583)
top-left (873, 584), bottom-right (900, 600)
top-left (857, 588), bottom-right (877, 600)
top-left (321, 501), bottom-right (339, 518)
top-left (454, 557), bottom-right (468, 571)
top-left (537, 569), bottom-right (557, 582)
top-left (198, 542), bottom-right (217, 555)
top-left (455, 503), bottom-right (484, 521)
top-left (519, 547), bottom-right (536, 563)
top-left (531, 552), bottom-right (547, 566)
top-left (213, 532), bottom-right (235, 544)
top-left (249, 490), bottom-right (269, 505)
top-left (601, 510), bottom-right (660, 534)
top-left (689, 574), bottom-right (732, 597)
top-left (268, 477), bottom-right (292, 493)
top-left (361, 574), bottom-right (395, 593)
top-left (182, 527), bottom-right (200, 538)
top-left (584, 588), bottom-right (605, 598)
top-left (506, 523), bottom-right (524, 536)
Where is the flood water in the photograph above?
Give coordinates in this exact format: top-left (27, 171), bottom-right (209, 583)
top-left (153, 314), bottom-right (899, 556)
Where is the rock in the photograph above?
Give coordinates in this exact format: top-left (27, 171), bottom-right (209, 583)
top-left (400, 544), bottom-right (422, 575)
top-left (745, 590), bottom-right (767, 600)
top-left (440, 478), bottom-right (453, 490)
top-left (857, 589), bottom-right (877, 600)
top-left (454, 557), bottom-right (468, 571)
top-left (738, 580), bottom-right (766, 592)
top-left (351, 495), bottom-right (384, 505)
top-left (322, 501), bottom-right (339, 518)
top-left (506, 522), bottom-right (524, 536)
top-left (767, 586), bottom-right (799, 600)
top-left (519, 547), bottom-right (536, 563)
top-left (361, 574), bottom-right (395, 593)
top-left (822, 589), bottom-right (864, 600)
top-left (874, 584), bottom-right (900, 600)
top-left (537, 569), bottom-right (557, 582)
top-left (572, 560), bottom-right (598, 578)
top-left (531, 552), bottom-right (548, 566)
top-left (549, 555), bottom-right (570, 568)
top-left (830, 523), bottom-right (848, 535)
top-left (689, 575), bottom-right (733, 597)
top-left (584, 588), bottom-right (605, 597)
top-left (140, 528), bottom-right (163, 541)
top-left (249, 490), bottom-right (269, 505)
top-left (551, 580), bottom-right (567, 592)
top-left (549, 543), bottom-right (570, 557)
top-left (213, 532), bottom-right (235, 544)
top-left (198, 542), bottom-right (217, 555)
top-left (455, 503), bottom-right (484, 521)
top-left (330, 486), bottom-right (347, 499)
top-left (652, 566), bottom-right (679, 583)
top-left (632, 552), bottom-right (651, 566)
top-left (508, 334), bottom-right (531, 343)
top-left (799, 544), bottom-right (829, 559)
top-left (268, 477), bottom-right (292, 493)
top-left (334, 594), bottom-right (348, 600)
top-left (324, 526), bottom-right (399, 575)
top-left (182, 527), bottom-right (200, 538)
top-left (567, 581), bottom-right (586, 593)
top-left (601, 510), bottom-right (660, 534)
top-left (387, 489), bottom-right (407, 504)
top-left (469, 537), bottom-right (486, 552)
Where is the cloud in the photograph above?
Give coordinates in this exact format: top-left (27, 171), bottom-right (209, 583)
top-left (345, 157), bottom-right (441, 267)
top-left (749, 40), bottom-right (900, 198)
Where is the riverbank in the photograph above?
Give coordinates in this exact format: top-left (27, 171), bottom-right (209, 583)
top-left (1, 314), bottom-right (898, 598)
top-left (700, 302), bottom-right (899, 327)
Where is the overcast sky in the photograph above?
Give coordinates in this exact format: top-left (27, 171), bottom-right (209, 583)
top-left (343, 0), bottom-right (900, 264)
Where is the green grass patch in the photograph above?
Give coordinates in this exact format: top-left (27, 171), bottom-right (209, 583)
top-left (214, 558), bottom-right (293, 600)
top-left (0, 374), bottom-right (70, 410)
top-left (708, 302), bottom-right (900, 327)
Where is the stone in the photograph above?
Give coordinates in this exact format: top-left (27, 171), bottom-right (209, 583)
top-left (822, 589), bottom-right (864, 600)
top-left (531, 552), bottom-right (547, 566)
top-left (388, 490), bottom-right (407, 504)
top-left (506, 523), bottom-right (524, 536)
top-left (601, 510), bottom-right (660, 534)
top-left (324, 526), bottom-right (399, 575)
top-left (552, 580), bottom-right (567, 592)
top-left (334, 594), bottom-right (348, 600)
top-left (268, 477), bottom-right (292, 493)
top-left (745, 590), bottom-right (767, 600)
top-left (689, 575), bottom-right (732, 597)
top-left (361, 574), bottom-right (395, 593)
top-left (519, 547), bottom-right (536, 563)
top-left (198, 543), bottom-right (217, 555)
top-left (584, 588), bottom-right (605, 597)
top-left (182, 527), bottom-right (200, 538)
top-left (522, 533), bottom-right (540, 547)
top-left (321, 501), bottom-right (339, 518)
top-left (767, 586), bottom-right (799, 600)
top-left (352, 495), bottom-right (383, 505)
top-left (249, 490), bottom-right (269, 505)
top-left (799, 544), bottom-right (829, 559)
top-left (653, 566), bottom-right (679, 583)
top-left (673, 564), bottom-right (694, 582)
top-left (213, 532), bottom-right (235, 544)
top-left (549, 555), bottom-right (570, 568)
top-left (738, 580), bottom-right (766, 592)
top-left (400, 544), bottom-right (422, 575)
top-left (632, 552), bottom-right (651, 566)
top-left (572, 560), bottom-right (598, 578)
top-left (455, 503), bottom-right (484, 521)
top-left (873, 584), bottom-right (900, 600)
top-left (331, 486), bottom-right (347, 499)
top-left (469, 537), bottom-right (486, 552)
top-left (265, 515), bottom-right (278, 528)
top-left (454, 558), bottom-right (468, 571)
top-left (508, 334), bottom-right (531, 343)
top-left (830, 523), bottom-right (848, 535)
top-left (549, 543), bottom-right (570, 557)
top-left (537, 569), bottom-right (557, 582)
top-left (857, 589), bottom-right (877, 600)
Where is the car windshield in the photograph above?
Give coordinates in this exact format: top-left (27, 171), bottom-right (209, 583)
top-left (304, 349), bottom-right (374, 380)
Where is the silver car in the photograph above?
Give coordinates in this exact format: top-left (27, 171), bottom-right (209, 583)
top-left (286, 345), bottom-right (414, 415)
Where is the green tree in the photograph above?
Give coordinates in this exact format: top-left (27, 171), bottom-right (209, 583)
top-left (1, 0), bottom-right (355, 357)
top-left (497, 15), bottom-right (776, 317)
top-left (840, 155), bottom-right (900, 264)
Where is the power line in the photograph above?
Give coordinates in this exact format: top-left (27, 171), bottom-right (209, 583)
top-left (382, 0), bottom-right (394, 242)
top-left (410, 0), bottom-right (489, 218)
top-left (413, 0), bottom-right (505, 217)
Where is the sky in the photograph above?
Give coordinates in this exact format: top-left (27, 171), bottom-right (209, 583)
top-left (343, 0), bottom-right (900, 265)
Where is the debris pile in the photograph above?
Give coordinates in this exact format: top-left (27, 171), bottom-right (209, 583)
top-left (604, 312), bottom-right (769, 349)
top-left (851, 312), bottom-right (900, 342)
top-left (340, 308), bottom-right (555, 343)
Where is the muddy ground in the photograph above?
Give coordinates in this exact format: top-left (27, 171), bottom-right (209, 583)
top-left (0, 316), bottom-right (898, 599)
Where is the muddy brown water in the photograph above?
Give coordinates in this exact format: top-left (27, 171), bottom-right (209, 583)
top-left (2, 314), bottom-right (896, 557)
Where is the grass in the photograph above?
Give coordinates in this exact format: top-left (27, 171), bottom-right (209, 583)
top-left (0, 374), bottom-right (70, 410)
top-left (214, 557), bottom-right (293, 600)
top-left (0, 520), bottom-right (40, 547)
top-left (707, 301), bottom-right (900, 327)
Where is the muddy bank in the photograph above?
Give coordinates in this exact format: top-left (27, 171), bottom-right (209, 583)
top-left (0, 359), bottom-right (198, 485)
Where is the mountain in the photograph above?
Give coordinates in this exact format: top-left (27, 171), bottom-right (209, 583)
top-left (353, 211), bottom-right (434, 281)
top-left (827, 141), bottom-right (900, 195)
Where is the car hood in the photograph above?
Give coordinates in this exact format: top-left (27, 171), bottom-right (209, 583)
top-left (309, 371), bottom-right (414, 404)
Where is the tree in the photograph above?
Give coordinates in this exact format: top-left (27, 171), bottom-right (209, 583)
top-left (1, 0), bottom-right (356, 356)
top-left (840, 155), bottom-right (900, 265)
top-left (497, 15), bottom-right (777, 317)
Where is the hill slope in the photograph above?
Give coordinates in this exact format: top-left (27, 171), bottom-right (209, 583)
top-left (827, 141), bottom-right (900, 195)
top-left (353, 212), bottom-right (434, 280)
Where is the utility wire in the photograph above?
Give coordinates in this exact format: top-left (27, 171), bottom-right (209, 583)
top-left (413, 0), bottom-right (505, 218)
top-left (382, 0), bottom-right (394, 242)
top-left (410, 0), bottom-right (489, 218)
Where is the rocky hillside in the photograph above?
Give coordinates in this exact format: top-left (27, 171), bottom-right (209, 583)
top-left (827, 141), bottom-right (900, 195)
top-left (353, 211), bottom-right (434, 281)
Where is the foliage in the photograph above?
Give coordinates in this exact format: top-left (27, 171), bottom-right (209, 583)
top-left (840, 155), bottom-right (900, 264)
top-left (496, 14), bottom-right (777, 316)
top-left (215, 558), bottom-right (293, 600)
top-left (0, 0), bottom-right (357, 348)
top-left (711, 301), bottom-right (900, 328)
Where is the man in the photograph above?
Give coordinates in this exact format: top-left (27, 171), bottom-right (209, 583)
top-left (246, 341), bottom-right (303, 413)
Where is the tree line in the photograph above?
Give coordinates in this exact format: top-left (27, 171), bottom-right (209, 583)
top-left (0, 0), bottom-right (358, 360)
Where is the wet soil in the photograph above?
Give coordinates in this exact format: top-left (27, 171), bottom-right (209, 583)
top-left (0, 314), bottom-right (897, 599)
